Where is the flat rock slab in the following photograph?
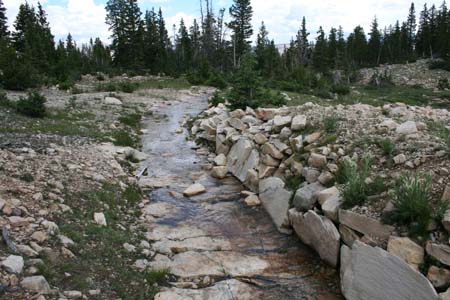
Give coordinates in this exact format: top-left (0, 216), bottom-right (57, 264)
top-left (259, 177), bottom-right (293, 231)
top-left (155, 279), bottom-right (259, 300)
top-left (341, 241), bottom-right (438, 300)
top-left (148, 251), bottom-right (269, 279)
top-left (145, 225), bottom-right (206, 242)
top-left (339, 209), bottom-right (394, 240)
top-left (139, 177), bottom-right (174, 189)
top-left (144, 202), bottom-right (178, 218)
top-left (152, 236), bottom-right (232, 255)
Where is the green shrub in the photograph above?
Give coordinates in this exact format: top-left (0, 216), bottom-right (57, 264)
top-left (438, 79), bottom-right (450, 90)
top-left (206, 72), bottom-right (227, 89)
top-left (338, 155), bottom-right (371, 208)
top-left (323, 114), bottom-right (339, 133)
top-left (119, 82), bottom-right (138, 93)
top-left (96, 74), bottom-right (106, 81)
top-left (315, 87), bottom-right (333, 99)
top-left (334, 159), bottom-right (355, 184)
top-left (0, 90), bottom-right (13, 108)
top-left (389, 172), bottom-right (433, 236)
top-left (331, 84), bottom-right (350, 95)
top-left (119, 113), bottom-right (141, 129)
top-left (209, 91), bottom-right (225, 107)
top-left (58, 80), bottom-right (74, 91)
top-left (429, 59), bottom-right (450, 72)
top-left (16, 92), bottom-right (47, 118)
top-left (377, 138), bottom-right (396, 156)
top-left (113, 131), bottom-right (135, 147)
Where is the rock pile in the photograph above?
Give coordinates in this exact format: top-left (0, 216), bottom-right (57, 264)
top-left (190, 101), bottom-right (450, 299)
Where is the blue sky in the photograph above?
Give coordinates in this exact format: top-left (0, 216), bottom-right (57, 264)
top-left (3, 0), bottom-right (444, 44)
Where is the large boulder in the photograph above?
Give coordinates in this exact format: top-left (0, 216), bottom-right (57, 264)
top-left (227, 138), bottom-right (259, 183)
top-left (259, 177), bottom-right (293, 232)
top-left (341, 241), bottom-right (438, 300)
top-left (293, 182), bottom-right (325, 211)
top-left (289, 209), bottom-right (340, 267)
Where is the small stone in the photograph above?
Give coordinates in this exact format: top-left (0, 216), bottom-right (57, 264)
top-left (2, 255), bottom-right (24, 274)
top-left (393, 154), bottom-right (407, 165)
top-left (396, 121), bottom-right (418, 135)
top-left (21, 276), bottom-right (51, 294)
top-left (94, 212), bottom-right (107, 226)
top-left (244, 195), bottom-right (261, 207)
top-left (31, 231), bottom-right (48, 243)
top-left (427, 266), bottom-right (450, 289)
top-left (58, 235), bottom-right (75, 247)
top-left (183, 183), bottom-right (206, 197)
top-left (213, 154), bottom-right (227, 166)
top-left (426, 243), bottom-right (450, 267)
top-left (88, 289), bottom-right (101, 296)
top-left (123, 243), bottom-right (136, 252)
top-left (104, 96), bottom-right (122, 105)
top-left (305, 132), bottom-right (321, 144)
top-left (308, 153), bottom-right (327, 169)
top-left (211, 166), bottom-right (228, 179)
top-left (254, 133), bottom-right (268, 145)
top-left (63, 291), bottom-right (82, 299)
top-left (9, 216), bottom-right (29, 227)
top-left (291, 115), bottom-right (307, 131)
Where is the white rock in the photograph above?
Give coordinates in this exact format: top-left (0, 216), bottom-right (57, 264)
top-left (213, 154), bottom-right (227, 166)
top-left (393, 154), bottom-right (407, 165)
top-left (291, 115), bottom-right (307, 131)
top-left (183, 183), bottom-right (206, 197)
top-left (104, 97), bottom-right (122, 105)
top-left (63, 291), bottom-right (82, 299)
top-left (21, 276), bottom-right (51, 294)
top-left (94, 212), bottom-right (107, 226)
top-left (2, 255), bottom-right (24, 274)
top-left (396, 121), bottom-right (418, 135)
top-left (341, 241), bottom-right (438, 300)
top-left (211, 166), bottom-right (228, 179)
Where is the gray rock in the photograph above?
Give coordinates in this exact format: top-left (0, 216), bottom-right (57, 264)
top-left (341, 241), bottom-right (438, 300)
top-left (291, 115), bottom-right (307, 131)
top-left (387, 236), bottom-right (424, 270)
top-left (293, 182), bottom-right (325, 211)
top-left (427, 265), bottom-right (450, 289)
top-left (2, 255), bottom-right (24, 274)
top-left (426, 243), bottom-right (450, 267)
top-left (211, 166), bottom-right (228, 179)
top-left (213, 154), bottom-right (227, 166)
top-left (289, 209), bottom-right (340, 267)
top-left (321, 193), bottom-right (342, 222)
top-left (339, 224), bottom-right (360, 247)
top-left (227, 138), bottom-right (259, 182)
top-left (21, 276), bottom-right (51, 294)
top-left (273, 115), bottom-right (292, 130)
top-left (308, 153), bottom-right (327, 169)
top-left (104, 96), bottom-right (122, 105)
top-left (259, 177), bottom-right (293, 231)
top-left (339, 209), bottom-right (394, 240)
top-left (396, 121), bottom-right (418, 135)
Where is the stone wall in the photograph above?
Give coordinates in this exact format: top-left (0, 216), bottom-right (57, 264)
top-left (190, 101), bottom-right (450, 299)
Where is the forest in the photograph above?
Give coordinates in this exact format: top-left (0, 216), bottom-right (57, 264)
top-left (0, 0), bottom-right (449, 98)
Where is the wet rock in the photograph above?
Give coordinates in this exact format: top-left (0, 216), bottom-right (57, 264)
top-left (144, 202), bottom-right (177, 218)
top-left (387, 236), bottom-right (424, 270)
top-left (339, 209), bottom-right (394, 240)
top-left (293, 182), bottom-right (325, 212)
top-left (155, 279), bottom-right (259, 300)
top-left (259, 177), bottom-right (293, 231)
top-left (152, 236), bottom-right (231, 255)
top-left (289, 209), bottom-right (340, 267)
top-left (94, 212), bottom-right (107, 226)
top-left (243, 194), bottom-right (261, 207)
top-left (2, 255), bottom-right (24, 274)
top-left (427, 266), bottom-right (450, 289)
top-left (211, 166), bottom-right (228, 179)
top-left (341, 241), bottom-right (438, 300)
top-left (213, 154), bottom-right (227, 166)
top-left (183, 183), bottom-right (207, 197)
top-left (21, 276), bottom-right (51, 294)
top-left (139, 177), bottom-right (173, 189)
top-left (426, 243), bottom-right (450, 267)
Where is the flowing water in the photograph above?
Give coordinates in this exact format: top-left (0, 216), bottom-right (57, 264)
top-left (140, 93), bottom-right (342, 300)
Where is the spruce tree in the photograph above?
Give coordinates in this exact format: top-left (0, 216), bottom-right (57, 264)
top-left (296, 17), bottom-right (310, 66)
top-left (0, 0), bottom-right (8, 42)
top-left (229, 0), bottom-right (253, 68)
top-left (368, 17), bottom-right (382, 65)
top-left (328, 27), bottom-right (338, 68)
top-left (255, 22), bottom-right (269, 72)
top-left (416, 4), bottom-right (431, 57)
top-left (313, 26), bottom-right (329, 72)
top-left (406, 3), bottom-right (417, 59)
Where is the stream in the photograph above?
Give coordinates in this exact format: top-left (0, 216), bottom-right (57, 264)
top-left (140, 92), bottom-right (342, 300)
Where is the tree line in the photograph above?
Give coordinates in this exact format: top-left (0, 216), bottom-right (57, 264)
top-left (0, 0), bottom-right (449, 92)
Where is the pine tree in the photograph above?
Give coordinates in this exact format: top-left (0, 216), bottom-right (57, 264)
top-left (143, 9), bottom-right (160, 72)
top-left (328, 27), bottom-right (338, 68)
top-left (190, 19), bottom-right (201, 64)
top-left (255, 22), bottom-right (269, 72)
top-left (336, 26), bottom-right (346, 68)
top-left (406, 2), bottom-right (417, 59)
top-left (229, 0), bottom-right (253, 68)
top-left (296, 17), bottom-right (310, 65)
top-left (347, 26), bottom-right (367, 67)
top-left (0, 0), bottom-right (9, 42)
top-left (417, 4), bottom-right (431, 57)
top-left (368, 17), bottom-right (382, 65)
top-left (313, 26), bottom-right (329, 72)
top-left (175, 19), bottom-right (192, 72)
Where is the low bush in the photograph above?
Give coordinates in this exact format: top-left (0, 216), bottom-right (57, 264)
top-left (389, 172), bottom-right (433, 236)
top-left (323, 114), bottom-right (339, 133)
top-left (119, 113), bottom-right (141, 129)
top-left (206, 72), bottom-right (227, 89)
top-left (377, 138), bottom-right (396, 156)
top-left (58, 80), bottom-right (74, 91)
top-left (16, 92), bottom-right (47, 118)
top-left (438, 79), bottom-right (450, 90)
top-left (429, 59), bottom-right (450, 72)
top-left (331, 84), bottom-right (350, 95)
top-left (119, 82), bottom-right (138, 93)
top-left (209, 91), bottom-right (225, 107)
top-left (113, 130), bottom-right (135, 147)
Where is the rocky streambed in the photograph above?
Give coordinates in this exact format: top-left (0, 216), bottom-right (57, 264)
top-left (137, 94), bottom-right (341, 299)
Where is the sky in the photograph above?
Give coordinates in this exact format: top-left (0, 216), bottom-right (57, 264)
top-left (2, 0), bottom-right (444, 45)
